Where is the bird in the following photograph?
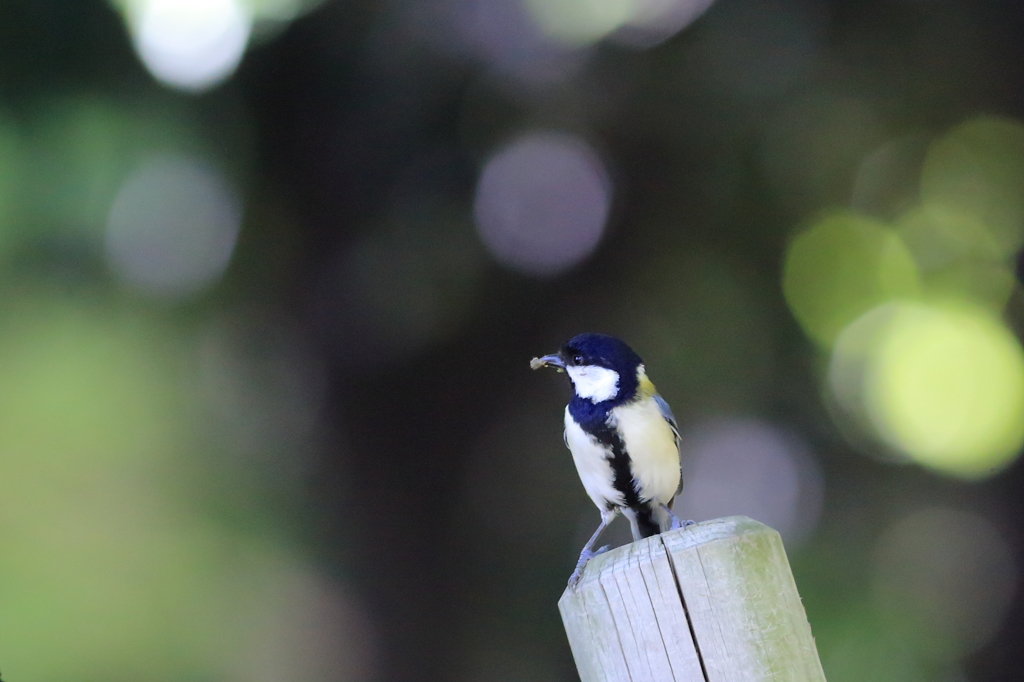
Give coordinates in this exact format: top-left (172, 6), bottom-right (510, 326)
top-left (532, 332), bottom-right (688, 587)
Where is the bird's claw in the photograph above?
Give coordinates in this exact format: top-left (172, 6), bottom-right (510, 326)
top-left (568, 545), bottom-right (612, 588)
top-left (662, 502), bottom-right (696, 531)
top-left (669, 517), bottom-right (696, 530)
top-left (579, 545), bottom-right (610, 561)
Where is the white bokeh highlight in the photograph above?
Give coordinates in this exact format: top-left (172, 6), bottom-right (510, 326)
top-left (673, 418), bottom-right (824, 545)
top-left (473, 131), bottom-right (611, 277)
top-left (105, 154), bottom-right (242, 297)
top-left (128, 0), bottom-right (252, 92)
top-left (611, 0), bottom-right (715, 48)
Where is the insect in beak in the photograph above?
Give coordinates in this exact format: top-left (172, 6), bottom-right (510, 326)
top-left (530, 353), bottom-right (566, 372)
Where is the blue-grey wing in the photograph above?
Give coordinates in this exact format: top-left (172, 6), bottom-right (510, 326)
top-left (653, 395), bottom-right (681, 453)
top-left (654, 394), bottom-right (684, 495)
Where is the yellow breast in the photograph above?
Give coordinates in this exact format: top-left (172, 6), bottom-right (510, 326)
top-left (611, 395), bottom-right (681, 505)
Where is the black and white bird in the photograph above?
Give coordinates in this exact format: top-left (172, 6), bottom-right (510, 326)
top-left (532, 332), bottom-right (687, 586)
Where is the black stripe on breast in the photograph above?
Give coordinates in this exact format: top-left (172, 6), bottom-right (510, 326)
top-left (568, 396), bottom-right (643, 511)
top-left (585, 423), bottom-right (640, 510)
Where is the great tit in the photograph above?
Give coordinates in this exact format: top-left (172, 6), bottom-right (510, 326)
top-left (532, 332), bottom-right (687, 586)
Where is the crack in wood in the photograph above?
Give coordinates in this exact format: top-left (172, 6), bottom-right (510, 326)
top-left (662, 537), bottom-right (710, 682)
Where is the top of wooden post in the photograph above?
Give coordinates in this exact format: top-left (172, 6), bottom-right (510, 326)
top-left (558, 516), bottom-right (826, 682)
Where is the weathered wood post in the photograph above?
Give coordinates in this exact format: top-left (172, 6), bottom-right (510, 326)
top-left (559, 516), bottom-right (826, 682)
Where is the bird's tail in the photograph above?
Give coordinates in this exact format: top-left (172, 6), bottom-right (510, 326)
top-left (625, 503), bottom-right (674, 541)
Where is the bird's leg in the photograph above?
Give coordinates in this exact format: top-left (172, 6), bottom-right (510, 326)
top-left (568, 509), bottom-right (617, 587)
top-left (661, 503), bottom-right (695, 531)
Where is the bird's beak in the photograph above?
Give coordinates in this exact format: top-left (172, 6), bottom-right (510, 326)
top-left (530, 353), bottom-right (565, 371)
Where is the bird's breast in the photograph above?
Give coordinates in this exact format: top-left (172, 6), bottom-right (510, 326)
top-left (609, 398), bottom-right (680, 505)
top-left (563, 408), bottom-right (623, 510)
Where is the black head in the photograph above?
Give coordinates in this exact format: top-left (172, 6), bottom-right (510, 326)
top-left (531, 333), bottom-right (645, 404)
top-left (560, 333), bottom-right (644, 372)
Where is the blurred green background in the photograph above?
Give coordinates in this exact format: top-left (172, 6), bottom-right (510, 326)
top-left (1, 0), bottom-right (1024, 680)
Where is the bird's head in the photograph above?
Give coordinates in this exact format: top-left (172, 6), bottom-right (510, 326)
top-left (531, 332), bottom-right (644, 403)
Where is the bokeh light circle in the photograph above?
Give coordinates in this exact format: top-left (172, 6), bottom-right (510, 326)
top-left (921, 116), bottom-right (1024, 256)
top-left (829, 301), bottom-right (1024, 478)
top-left (610, 0), bottom-right (715, 49)
top-left (827, 302), bottom-right (910, 463)
top-left (866, 302), bottom-right (1024, 477)
top-left (105, 154), bottom-right (242, 297)
top-left (895, 204), bottom-right (1014, 312)
top-left (782, 212), bottom-right (920, 347)
top-left (127, 0), bottom-right (252, 92)
top-left (473, 131), bottom-right (611, 277)
top-left (872, 507), bottom-right (1016, 661)
top-left (524, 0), bottom-right (633, 46)
top-left (850, 133), bottom-right (929, 221)
top-left (673, 418), bottom-right (823, 545)
top-left (450, 0), bottom-right (591, 87)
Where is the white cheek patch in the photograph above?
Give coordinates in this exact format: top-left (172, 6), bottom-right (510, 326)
top-left (566, 365), bottom-right (620, 402)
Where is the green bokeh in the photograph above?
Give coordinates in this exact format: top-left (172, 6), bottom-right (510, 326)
top-left (865, 302), bottom-right (1024, 478)
top-left (783, 212), bottom-right (920, 347)
top-left (0, 108), bottom-right (23, 256)
top-left (896, 204), bottom-right (1015, 312)
top-left (828, 300), bottom-right (1024, 477)
top-left (0, 297), bottom-right (345, 681)
top-left (920, 116), bottom-right (1024, 256)
top-left (816, 606), bottom-right (929, 682)
top-left (22, 95), bottom-right (204, 240)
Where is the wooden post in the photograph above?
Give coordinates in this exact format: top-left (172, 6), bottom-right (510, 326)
top-left (558, 516), bottom-right (826, 682)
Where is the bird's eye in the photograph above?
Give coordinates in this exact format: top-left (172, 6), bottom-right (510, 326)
top-left (573, 354), bottom-right (584, 365)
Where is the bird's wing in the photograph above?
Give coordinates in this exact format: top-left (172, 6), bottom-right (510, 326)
top-left (654, 394), bottom-right (684, 497)
top-left (653, 395), bottom-right (681, 454)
